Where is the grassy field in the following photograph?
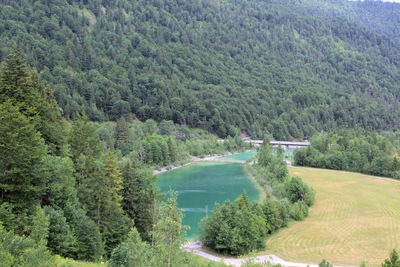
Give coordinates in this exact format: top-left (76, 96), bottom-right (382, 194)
top-left (261, 167), bottom-right (400, 266)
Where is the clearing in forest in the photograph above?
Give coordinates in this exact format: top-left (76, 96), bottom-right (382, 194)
top-left (262, 167), bottom-right (400, 266)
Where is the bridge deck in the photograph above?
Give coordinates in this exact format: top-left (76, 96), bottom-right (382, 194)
top-left (244, 140), bottom-right (310, 146)
top-left (269, 141), bottom-right (310, 146)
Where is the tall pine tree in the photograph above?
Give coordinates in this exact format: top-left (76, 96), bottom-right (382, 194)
top-left (0, 101), bottom-right (46, 212)
top-left (121, 161), bottom-right (157, 241)
top-left (0, 46), bottom-right (37, 117)
top-left (105, 150), bottom-right (123, 207)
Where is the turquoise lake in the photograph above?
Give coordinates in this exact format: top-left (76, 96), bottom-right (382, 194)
top-left (219, 148), bottom-right (294, 161)
top-left (156, 153), bottom-right (261, 239)
top-left (219, 150), bottom-right (257, 161)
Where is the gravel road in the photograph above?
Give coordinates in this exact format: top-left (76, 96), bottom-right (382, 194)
top-left (183, 241), bottom-right (356, 267)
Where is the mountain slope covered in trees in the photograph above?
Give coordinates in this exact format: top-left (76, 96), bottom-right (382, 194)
top-left (1, 0), bottom-right (400, 139)
top-left (0, 48), bottom-right (241, 265)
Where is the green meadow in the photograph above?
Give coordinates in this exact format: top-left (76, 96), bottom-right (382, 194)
top-left (263, 167), bottom-right (400, 266)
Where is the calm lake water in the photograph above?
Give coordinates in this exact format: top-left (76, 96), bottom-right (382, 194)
top-left (220, 148), bottom-right (294, 160)
top-left (156, 156), bottom-right (261, 239)
top-left (219, 150), bottom-right (257, 161)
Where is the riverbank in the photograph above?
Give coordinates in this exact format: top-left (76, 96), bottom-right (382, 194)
top-left (153, 149), bottom-right (256, 175)
top-left (243, 164), bottom-right (266, 201)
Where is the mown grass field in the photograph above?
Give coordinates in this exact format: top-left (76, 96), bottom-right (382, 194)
top-left (262, 167), bottom-right (400, 266)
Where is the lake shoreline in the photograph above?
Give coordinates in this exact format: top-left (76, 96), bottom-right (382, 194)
top-left (243, 164), bottom-right (267, 201)
top-left (153, 149), bottom-right (256, 175)
top-left (157, 150), bottom-right (261, 238)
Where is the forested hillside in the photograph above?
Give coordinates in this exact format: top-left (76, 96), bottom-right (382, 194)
top-left (304, 0), bottom-right (400, 42)
top-left (0, 49), bottom-right (241, 265)
top-left (1, 0), bottom-right (400, 139)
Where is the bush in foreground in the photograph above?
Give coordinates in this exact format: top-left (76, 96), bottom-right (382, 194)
top-left (199, 193), bottom-right (268, 256)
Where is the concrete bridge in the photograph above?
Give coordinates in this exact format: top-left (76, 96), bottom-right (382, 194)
top-left (244, 140), bottom-right (310, 149)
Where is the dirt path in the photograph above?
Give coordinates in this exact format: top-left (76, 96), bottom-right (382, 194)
top-left (183, 242), bottom-right (356, 267)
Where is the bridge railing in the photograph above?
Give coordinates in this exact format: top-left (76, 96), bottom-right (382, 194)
top-left (243, 140), bottom-right (310, 147)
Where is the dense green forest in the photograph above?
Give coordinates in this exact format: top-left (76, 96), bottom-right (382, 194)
top-left (1, 0), bottom-right (400, 139)
top-left (294, 131), bottom-right (400, 179)
top-left (304, 0), bottom-right (400, 42)
top-left (0, 49), bottom-right (246, 266)
top-left (2, 0), bottom-right (400, 265)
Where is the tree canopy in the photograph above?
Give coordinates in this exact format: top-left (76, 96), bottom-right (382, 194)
top-left (1, 0), bottom-right (400, 138)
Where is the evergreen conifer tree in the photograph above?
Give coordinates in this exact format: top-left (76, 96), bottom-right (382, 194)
top-left (0, 46), bottom-right (37, 117)
top-left (28, 205), bottom-right (49, 246)
top-left (152, 190), bottom-right (187, 267)
top-left (0, 101), bottom-right (46, 211)
top-left (121, 161), bottom-right (157, 241)
top-left (105, 150), bottom-right (123, 207)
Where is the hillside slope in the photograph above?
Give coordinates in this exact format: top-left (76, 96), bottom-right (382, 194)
top-left (1, 0), bottom-right (400, 139)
